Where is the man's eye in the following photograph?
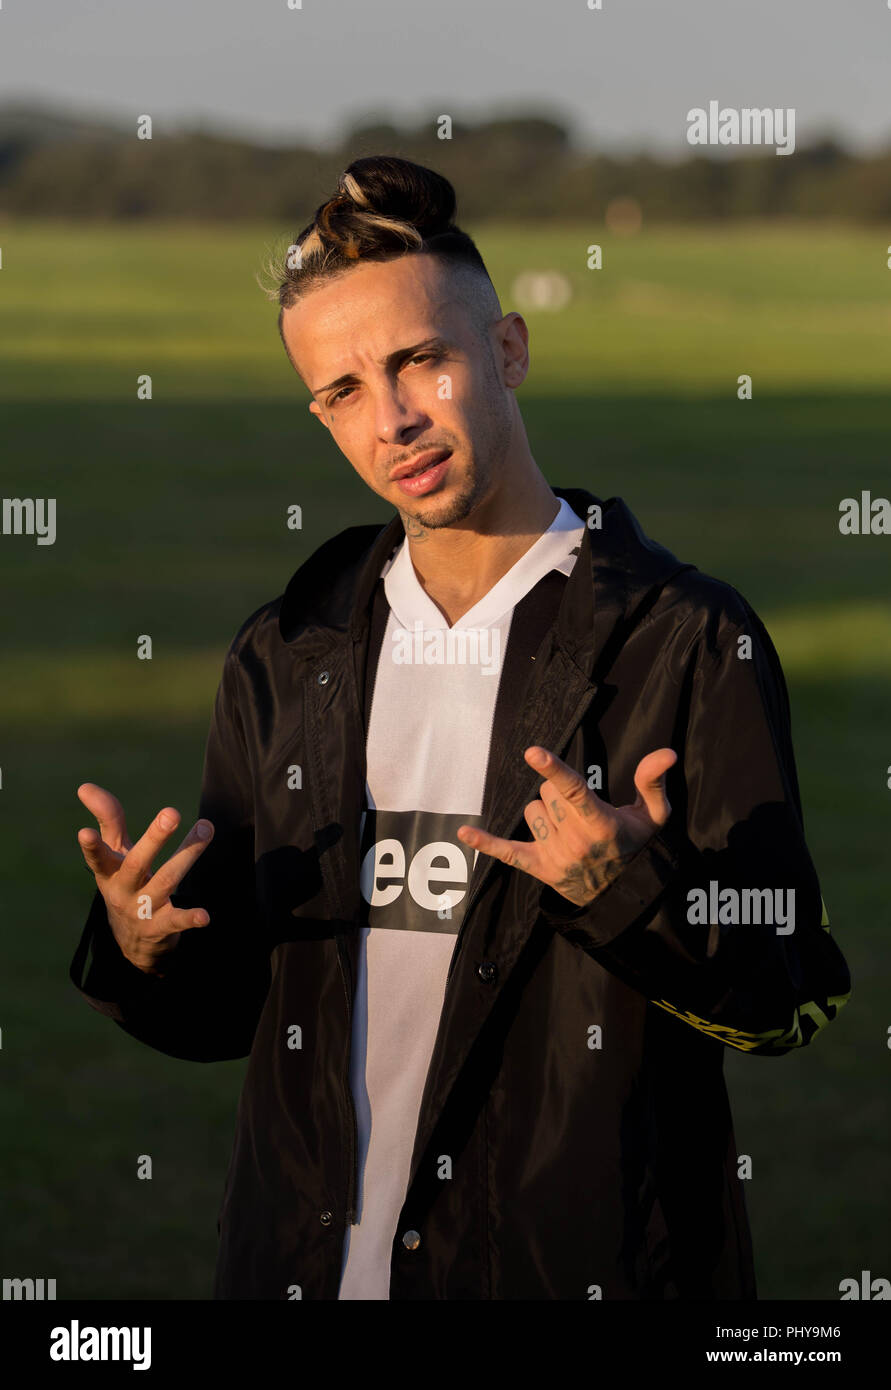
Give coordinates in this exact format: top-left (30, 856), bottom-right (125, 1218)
top-left (328, 354), bottom-right (436, 406)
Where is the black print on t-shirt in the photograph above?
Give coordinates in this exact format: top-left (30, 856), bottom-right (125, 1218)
top-left (359, 808), bottom-right (485, 935)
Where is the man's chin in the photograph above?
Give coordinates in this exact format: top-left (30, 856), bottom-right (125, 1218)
top-left (408, 493), bottom-right (477, 530)
top-left (404, 476), bottom-right (489, 531)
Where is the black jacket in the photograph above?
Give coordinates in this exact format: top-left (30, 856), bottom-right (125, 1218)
top-left (70, 486), bottom-right (851, 1300)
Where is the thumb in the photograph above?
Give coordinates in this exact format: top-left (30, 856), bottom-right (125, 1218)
top-left (632, 748), bottom-right (677, 827)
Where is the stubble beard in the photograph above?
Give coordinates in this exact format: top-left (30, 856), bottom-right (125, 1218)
top-left (405, 381), bottom-right (513, 532)
top-left (407, 462), bottom-right (489, 530)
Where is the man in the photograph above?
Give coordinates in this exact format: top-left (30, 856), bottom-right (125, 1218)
top-left (71, 155), bottom-right (851, 1301)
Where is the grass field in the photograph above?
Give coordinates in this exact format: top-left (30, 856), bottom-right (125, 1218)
top-left (1, 219), bottom-right (889, 1299)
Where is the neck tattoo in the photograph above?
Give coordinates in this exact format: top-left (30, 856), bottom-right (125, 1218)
top-left (400, 511), bottom-right (429, 543)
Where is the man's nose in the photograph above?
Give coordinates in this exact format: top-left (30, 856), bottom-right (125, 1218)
top-left (376, 386), bottom-right (427, 443)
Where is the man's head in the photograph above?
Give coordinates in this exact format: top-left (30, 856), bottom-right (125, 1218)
top-left (265, 156), bottom-right (532, 530)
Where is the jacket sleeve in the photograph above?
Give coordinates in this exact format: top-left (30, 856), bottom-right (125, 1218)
top-left (538, 594), bottom-right (852, 1055)
top-left (69, 641), bottom-right (271, 1062)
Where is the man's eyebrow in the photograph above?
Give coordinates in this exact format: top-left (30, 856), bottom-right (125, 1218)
top-left (313, 336), bottom-right (451, 397)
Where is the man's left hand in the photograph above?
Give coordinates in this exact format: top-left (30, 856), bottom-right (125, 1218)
top-left (457, 745), bottom-right (677, 907)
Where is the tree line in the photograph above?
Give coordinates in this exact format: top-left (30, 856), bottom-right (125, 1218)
top-left (1, 105), bottom-right (889, 222)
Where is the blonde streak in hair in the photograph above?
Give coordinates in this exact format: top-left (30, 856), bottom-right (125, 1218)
top-left (356, 212), bottom-right (424, 246)
top-left (340, 172), bottom-right (371, 207)
top-left (299, 227), bottom-right (326, 262)
top-left (260, 227), bottom-right (325, 300)
top-left (318, 207), bottom-right (422, 259)
top-left (267, 202), bottom-right (428, 305)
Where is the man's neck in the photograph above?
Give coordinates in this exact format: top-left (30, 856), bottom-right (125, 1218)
top-left (402, 474), bottom-right (561, 627)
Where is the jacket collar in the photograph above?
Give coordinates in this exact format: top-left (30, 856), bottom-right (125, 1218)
top-left (277, 486), bottom-right (694, 678)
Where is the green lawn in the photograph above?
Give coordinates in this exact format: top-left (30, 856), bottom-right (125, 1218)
top-left (1, 220), bottom-right (888, 1298)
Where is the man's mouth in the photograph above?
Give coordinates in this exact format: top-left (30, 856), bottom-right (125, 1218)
top-left (391, 450), bottom-right (452, 497)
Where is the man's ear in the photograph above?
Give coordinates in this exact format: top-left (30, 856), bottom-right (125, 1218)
top-left (308, 400), bottom-right (331, 433)
top-left (497, 312), bottom-right (530, 390)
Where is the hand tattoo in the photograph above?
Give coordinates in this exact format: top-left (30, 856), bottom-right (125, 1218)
top-left (551, 833), bottom-right (640, 906)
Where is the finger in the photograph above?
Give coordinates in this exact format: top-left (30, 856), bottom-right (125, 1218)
top-left (523, 799), bottom-right (560, 843)
top-left (536, 776), bottom-right (616, 840)
top-left (116, 806), bottom-right (185, 892)
top-left (122, 905), bottom-right (210, 970)
top-left (632, 748), bottom-right (678, 826)
top-left (524, 746), bottom-right (597, 811)
top-left (161, 903), bottom-right (212, 933)
top-left (457, 824), bottom-right (544, 879)
top-left (144, 819), bottom-right (215, 903)
top-left (119, 897), bottom-right (211, 950)
top-left (76, 782), bottom-right (133, 854)
top-left (77, 827), bottom-right (125, 880)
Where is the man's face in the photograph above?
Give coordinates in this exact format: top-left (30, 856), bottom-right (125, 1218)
top-left (280, 255), bottom-right (526, 529)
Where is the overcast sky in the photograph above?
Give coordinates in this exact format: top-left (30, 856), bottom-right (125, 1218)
top-left (1, 0), bottom-right (888, 155)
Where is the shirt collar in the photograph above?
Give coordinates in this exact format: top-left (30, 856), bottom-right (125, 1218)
top-left (381, 496), bottom-right (586, 632)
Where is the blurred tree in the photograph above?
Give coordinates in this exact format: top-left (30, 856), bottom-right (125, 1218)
top-left (0, 102), bottom-right (886, 223)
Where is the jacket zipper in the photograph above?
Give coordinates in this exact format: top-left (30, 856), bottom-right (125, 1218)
top-left (337, 620), bottom-right (381, 1225)
top-left (341, 627), bottom-right (376, 1228)
top-left (337, 938), bottom-right (360, 1225)
top-left (334, 594), bottom-right (400, 1226)
top-left (308, 658), bottom-right (361, 1228)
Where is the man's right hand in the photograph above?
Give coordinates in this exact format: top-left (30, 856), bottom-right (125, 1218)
top-left (76, 783), bottom-right (215, 975)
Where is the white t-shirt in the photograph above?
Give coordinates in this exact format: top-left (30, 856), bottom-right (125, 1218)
top-left (337, 496), bottom-right (586, 1299)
